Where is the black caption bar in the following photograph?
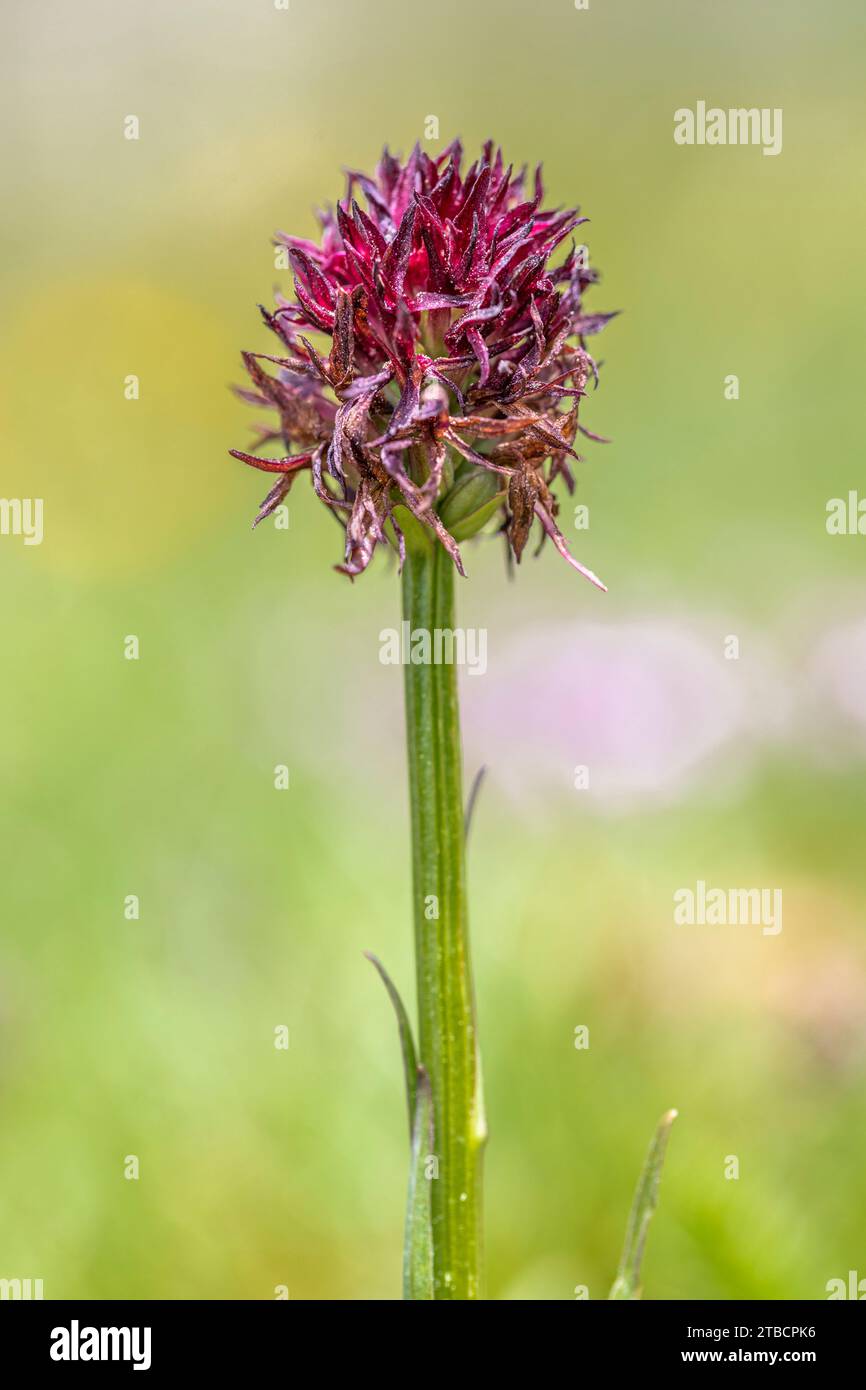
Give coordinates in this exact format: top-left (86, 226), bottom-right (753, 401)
top-left (1, 1299), bottom-right (859, 1374)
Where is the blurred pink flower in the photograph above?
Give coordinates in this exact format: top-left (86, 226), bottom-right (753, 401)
top-left (462, 619), bottom-right (784, 812)
top-left (808, 616), bottom-right (866, 742)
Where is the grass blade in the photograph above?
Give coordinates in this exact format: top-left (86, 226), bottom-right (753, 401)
top-left (404, 1065), bottom-right (435, 1300)
top-left (609, 1108), bottom-right (678, 1300)
top-left (464, 764), bottom-right (488, 844)
top-left (364, 951), bottom-right (418, 1133)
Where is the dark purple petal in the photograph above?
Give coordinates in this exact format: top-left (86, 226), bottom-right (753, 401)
top-left (382, 204), bottom-right (417, 300)
top-left (574, 311), bottom-right (621, 335)
top-left (230, 448), bottom-right (313, 475)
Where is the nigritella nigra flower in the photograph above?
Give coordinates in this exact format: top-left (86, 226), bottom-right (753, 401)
top-left (230, 140), bottom-right (616, 587)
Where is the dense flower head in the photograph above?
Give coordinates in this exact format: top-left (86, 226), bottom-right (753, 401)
top-left (231, 139), bottom-right (616, 586)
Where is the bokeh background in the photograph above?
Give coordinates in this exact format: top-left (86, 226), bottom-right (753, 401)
top-left (2, 0), bottom-right (865, 1299)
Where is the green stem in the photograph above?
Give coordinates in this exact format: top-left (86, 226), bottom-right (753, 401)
top-left (401, 530), bottom-right (486, 1299)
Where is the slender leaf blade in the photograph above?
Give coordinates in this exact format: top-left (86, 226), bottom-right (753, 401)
top-left (464, 764), bottom-right (487, 844)
top-left (364, 951), bottom-right (418, 1132)
top-left (404, 1065), bottom-right (435, 1300)
top-left (609, 1108), bottom-right (678, 1300)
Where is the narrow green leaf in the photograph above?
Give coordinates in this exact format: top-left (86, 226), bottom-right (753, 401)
top-left (404, 1065), bottom-right (435, 1300)
top-left (609, 1108), bottom-right (678, 1300)
top-left (364, 951), bottom-right (418, 1133)
top-left (464, 764), bottom-right (487, 844)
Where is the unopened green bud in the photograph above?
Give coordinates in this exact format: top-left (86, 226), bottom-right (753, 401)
top-left (438, 469), bottom-right (505, 542)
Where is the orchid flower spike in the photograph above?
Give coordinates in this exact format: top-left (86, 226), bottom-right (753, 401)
top-left (231, 139), bottom-right (616, 589)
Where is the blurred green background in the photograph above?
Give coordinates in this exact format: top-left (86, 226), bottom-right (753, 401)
top-left (2, 0), bottom-right (865, 1299)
